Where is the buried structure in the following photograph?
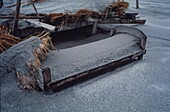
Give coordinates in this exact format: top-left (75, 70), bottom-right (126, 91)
top-left (42, 25), bottom-right (147, 92)
top-left (0, 25), bottom-right (147, 92)
top-left (0, 1), bottom-right (147, 92)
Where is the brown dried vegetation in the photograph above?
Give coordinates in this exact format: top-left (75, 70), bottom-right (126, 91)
top-left (0, 25), bottom-right (21, 53)
top-left (103, 1), bottom-right (129, 19)
top-left (46, 9), bottom-right (100, 26)
top-left (16, 32), bottom-right (53, 90)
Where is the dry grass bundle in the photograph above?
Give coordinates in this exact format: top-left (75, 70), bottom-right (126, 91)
top-left (0, 30), bottom-right (54, 90)
top-left (0, 33), bottom-right (21, 53)
top-left (103, 1), bottom-right (129, 19)
top-left (16, 71), bottom-right (41, 90)
top-left (16, 32), bottom-right (53, 91)
top-left (110, 2), bottom-right (129, 15)
top-left (47, 9), bottom-right (100, 26)
top-left (34, 32), bottom-right (54, 61)
top-left (75, 9), bottom-right (100, 18)
top-left (0, 25), bottom-right (10, 34)
top-left (111, 2), bottom-right (129, 9)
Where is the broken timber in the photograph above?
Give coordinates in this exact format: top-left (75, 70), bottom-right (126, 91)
top-left (30, 0), bottom-right (39, 16)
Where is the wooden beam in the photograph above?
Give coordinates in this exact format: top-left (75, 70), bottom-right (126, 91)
top-left (25, 19), bottom-right (56, 31)
top-left (42, 68), bottom-right (51, 91)
top-left (30, 0), bottom-right (39, 16)
top-left (136, 0), bottom-right (139, 9)
top-left (48, 50), bottom-right (146, 92)
top-left (12, 0), bottom-right (21, 35)
top-left (0, 0), bottom-right (3, 8)
top-left (5, 2), bottom-right (27, 8)
top-left (0, 15), bottom-right (45, 19)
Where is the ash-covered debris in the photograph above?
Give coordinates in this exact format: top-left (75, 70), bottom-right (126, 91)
top-left (0, 32), bottom-right (53, 91)
top-left (0, 0), bottom-right (146, 92)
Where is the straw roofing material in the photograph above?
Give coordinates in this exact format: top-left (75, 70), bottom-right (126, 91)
top-left (0, 33), bottom-right (53, 91)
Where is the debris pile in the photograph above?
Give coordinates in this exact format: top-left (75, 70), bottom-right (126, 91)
top-left (0, 1), bottom-right (146, 92)
top-left (111, 2), bottom-right (129, 15)
top-left (16, 32), bottom-right (52, 90)
top-left (0, 25), bottom-right (21, 53)
top-left (0, 32), bottom-right (53, 90)
top-left (46, 9), bottom-right (100, 26)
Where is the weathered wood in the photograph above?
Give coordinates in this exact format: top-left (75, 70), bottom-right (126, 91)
top-left (0, 0), bottom-right (3, 8)
top-left (92, 20), bottom-right (98, 35)
top-left (42, 68), bottom-right (51, 84)
top-left (25, 19), bottom-right (56, 31)
top-left (12, 0), bottom-right (21, 35)
top-left (48, 50), bottom-right (146, 92)
top-left (57, 21), bottom-right (93, 32)
top-left (30, 0), bottom-right (39, 16)
top-left (42, 68), bottom-right (51, 91)
top-left (0, 36), bottom-right (52, 91)
top-left (0, 15), bottom-right (45, 19)
top-left (100, 18), bottom-right (146, 24)
top-left (120, 19), bottom-right (146, 24)
top-left (42, 25), bottom-right (147, 92)
top-left (136, 0), bottom-right (139, 9)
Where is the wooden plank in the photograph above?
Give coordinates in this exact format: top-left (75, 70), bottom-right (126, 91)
top-left (0, 15), bottom-right (45, 19)
top-left (12, 0), bottom-right (21, 35)
top-left (92, 20), bottom-right (98, 34)
top-left (0, 0), bottom-right (3, 8)
top-left (42, 68), bottom-right (51, 91)
top-left (100, 18), bottom-right (146, 24)
top-left (57, 21), bottom-right (93, 32)
top-left (136, 0), bottom-right (139, 9)
top-left (25, 19), bottom-right (56, 31)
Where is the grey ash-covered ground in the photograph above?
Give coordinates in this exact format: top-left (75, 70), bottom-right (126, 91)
top-left (1, 0), bottom-right (170, 112)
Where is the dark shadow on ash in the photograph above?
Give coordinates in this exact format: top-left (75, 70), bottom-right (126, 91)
top-left (50, 25), bottom-right (110, 49)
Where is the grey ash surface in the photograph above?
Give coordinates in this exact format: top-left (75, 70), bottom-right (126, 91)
top-left (42, 33), bottom-right (141, 81)
top-left (1, 0), bottom-right (170, 112)
top-left (54, 33), bottom-right (110, 49)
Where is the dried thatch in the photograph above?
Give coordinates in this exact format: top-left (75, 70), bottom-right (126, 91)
top-left (0, 32), bottom-right (53, 91)
top-left (0, 25), bottom-right (10, 34)
top-left (46, 9), bottom-right (100, 26)
top-left (0, 33), bottom-right (20, 53)
top-left (0, 25), bottom-right (21, 53)
top-left (102, 1), bottom-right (129, 19)
top-left (16, 33), bottom-right (52, 90)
